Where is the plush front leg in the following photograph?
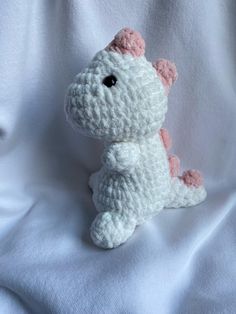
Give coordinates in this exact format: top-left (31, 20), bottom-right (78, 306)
top-left (90, 212), bottom-right (137, 249)
top-left (102, 142), bottom-right (140, 173)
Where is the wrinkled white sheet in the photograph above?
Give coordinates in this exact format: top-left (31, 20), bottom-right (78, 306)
top-left (0, 1), bottom-right (236, 313)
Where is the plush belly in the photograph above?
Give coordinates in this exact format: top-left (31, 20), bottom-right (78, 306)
top-left (93, 162), bottom-right (170, 217)
top-left (92, 135), bottom-right (171, 219)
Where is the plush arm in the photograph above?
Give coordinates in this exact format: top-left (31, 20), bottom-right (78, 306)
top-left (102, 142), bottom-right (140, 173)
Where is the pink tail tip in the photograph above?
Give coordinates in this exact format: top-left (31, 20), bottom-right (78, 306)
top-left (181, 170), bottom-right (203, 188)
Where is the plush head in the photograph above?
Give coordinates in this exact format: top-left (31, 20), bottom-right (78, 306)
top-left (65, 28), bottom-right (177, 141)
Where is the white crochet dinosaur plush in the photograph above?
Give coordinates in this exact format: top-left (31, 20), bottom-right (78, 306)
top-left (65, 28), bottom-right (207, 249)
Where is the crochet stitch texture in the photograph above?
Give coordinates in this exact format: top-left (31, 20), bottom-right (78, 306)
top-left (65, 28), bottom-right (207, 249)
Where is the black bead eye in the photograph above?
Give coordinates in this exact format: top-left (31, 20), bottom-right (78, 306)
top-left (103, 75), bottom-right (117, 87)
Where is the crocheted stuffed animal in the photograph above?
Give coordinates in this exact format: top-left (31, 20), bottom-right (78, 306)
top-left (65, 28), bottom-right (207, 249)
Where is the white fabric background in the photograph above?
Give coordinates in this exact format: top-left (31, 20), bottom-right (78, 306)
top-left (0, 0), bottom-right (236, 313)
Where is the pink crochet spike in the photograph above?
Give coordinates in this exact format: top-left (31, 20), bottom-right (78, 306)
top-left (106, 27), bottom-right (145, 57)
top-left (153, 59), bottom-right (178, 94)
top-left (180, 170), bottom-right (203, 188)
top-left (159, 128), bottom-right (172, 151)
top-left (168, 155), bottom-right (180, 177)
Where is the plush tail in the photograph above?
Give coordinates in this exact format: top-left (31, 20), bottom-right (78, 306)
top-left (165, 171), bottom-right (207, 208)
top-left (159, 128), bottom-right (207, 208)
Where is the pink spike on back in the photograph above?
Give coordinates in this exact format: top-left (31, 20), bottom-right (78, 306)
top-left (168, 155), bottom-right (180, 177)
top-left (159, 128), bottom-right (172, 151)
top-left (106, 27), bottom-right (145, 57)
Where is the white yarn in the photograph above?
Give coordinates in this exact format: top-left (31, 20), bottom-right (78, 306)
top-left (165, 177), bottom-right (207, 209)
top-left (65, 50), bottom-right (207, 249)
top-left (65, 51), bottom-right (167, 141)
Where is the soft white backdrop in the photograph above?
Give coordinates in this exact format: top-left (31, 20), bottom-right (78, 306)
top-left (0, 1), bottom-right (235, 313)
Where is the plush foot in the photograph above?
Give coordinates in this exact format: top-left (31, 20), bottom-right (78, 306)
top-left (90, 211), bottom-right (137, 249)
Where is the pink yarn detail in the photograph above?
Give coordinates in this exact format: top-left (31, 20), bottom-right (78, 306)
top-left (168, 155), bottom-right (180, 177)
top-left (106, 27), bottom-right (145, 57)
top-left (152, 59), bottom-right (178, 94)
top-left (159, 128), bottom-right (172, 151)
top-left (181, 170), bottom-right (203, 188)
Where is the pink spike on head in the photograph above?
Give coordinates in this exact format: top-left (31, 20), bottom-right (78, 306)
top-left (106, 27), bottom-right (145, 57)
top-left (153, 59), bottom-right (178, 94)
